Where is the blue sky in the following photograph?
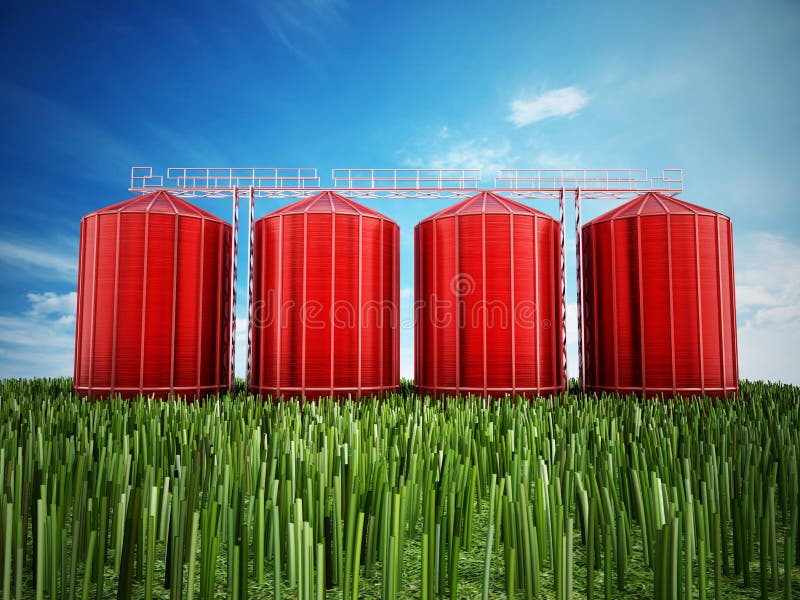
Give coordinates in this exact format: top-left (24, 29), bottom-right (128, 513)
top-left (0, 0), bottom-right (798, 384)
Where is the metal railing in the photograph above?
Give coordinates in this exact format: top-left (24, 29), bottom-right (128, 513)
top-left (495, 168), bottom-right (683, 196)
top-left (332, 168), bottom-right (481, 190)
top-left (131, 167), bottom-right (320, 194)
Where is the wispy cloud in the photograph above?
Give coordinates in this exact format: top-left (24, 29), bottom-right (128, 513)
top-left (401, 126), bottom-right (516, 183)
top-left (428, 139), bottom-right (512, 178)
top-left (735, 231), bottom-right (800, 383)
top-left (736, 232), bottom-right (800, 318)
top-left (246, 0), bottom-right (348, 65)
top-left (0, 237), bottom-right (77, 282)
top-left (0, 290), bottom-right (76, 378)
top-left (26, 291), bottom-right (77, 320)
top-left (401, 122), bottom-right (587, 182)
top-left (0, 82), bottom-right (139, 185)
top-left (535, 151), bottom-right (582, 169)
top-left (508, 86), bottom-right (590, 127)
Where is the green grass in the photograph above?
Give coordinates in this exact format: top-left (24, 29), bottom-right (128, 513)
top-left (0, 377), bottom-right (798, 599)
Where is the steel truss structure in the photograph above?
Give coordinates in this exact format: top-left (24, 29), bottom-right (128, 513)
top-left (130, 166), bottom-right (683, 392)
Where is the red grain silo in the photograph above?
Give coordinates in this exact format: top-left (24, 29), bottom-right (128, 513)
top-left (415, 191), bottom-right (565, 399)
top-left (581, 192), bottom-right (738, 397)
top-left (250, 191), bottom-right (399, 400)
top-left (74, 190), bottom-right (232, 399)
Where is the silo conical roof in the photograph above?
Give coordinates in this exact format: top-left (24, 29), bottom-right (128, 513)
top-left (87, 190), bottom-right (226, 221)
top-left (589, 191), bottom-right (724, 224)
top-left (422, 191), bottom-right (556, 219)
top-left (264, 190), bottom-right (391, 219)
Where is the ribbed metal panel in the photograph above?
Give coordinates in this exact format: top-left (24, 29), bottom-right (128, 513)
top-left (73, 191), bottom-right (232, 399)
top-left (415, 191), bottom-right (565, 399)
top-left (250, 191), bottom-right (399, 400)
top-left (581, 192), bottom-right (739, 397)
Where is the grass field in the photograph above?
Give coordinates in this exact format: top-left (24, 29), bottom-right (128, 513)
top-left (0, 378), bottom-right (797, 599)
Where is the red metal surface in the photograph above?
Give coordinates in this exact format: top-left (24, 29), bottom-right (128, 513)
top-left (74, 191), bottom-right (232, 399)
top-left (250, 191), bottom-right (400, 400)
top-left (581, 192), bottom-right (738, 397)
top-left (415, 191), bottom-right (565, 399)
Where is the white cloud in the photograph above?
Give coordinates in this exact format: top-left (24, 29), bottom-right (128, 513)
top-left (402, 123), bottom-right (588, 185)
top-left (26, 291), bottom-right (77, 318)
top-left (735, 232), bottom-right (800, 311)
top-left (508, 86), bottom-right (590, 127)
top-left (0, 238), bottom-right (77, 281)
top-left (402, 128), bottom-right (514, 184)
top-left (735, 284), bottom-right (780, 308)
top-left (438, 139), bottom-right (512, 176)
top-left (0, 291), bottom-right (76, 378)
top-left (752, 304), bottom-right (800, 326)
top-left (734, 232), bottom-right (800, 384)
top-left (56, 315), bottom-right (76, 327)
top-left (535, 151), bottom-right (582, 169)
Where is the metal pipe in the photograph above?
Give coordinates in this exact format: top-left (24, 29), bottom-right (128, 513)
top-left (574, 187), bottom-right (583, 391)
top-left (559, 187), bottom-right (568, 391)
top-left (246, 186), bottom-right (255, 387)
top-left (230, 187), bottom-right (239, 389)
